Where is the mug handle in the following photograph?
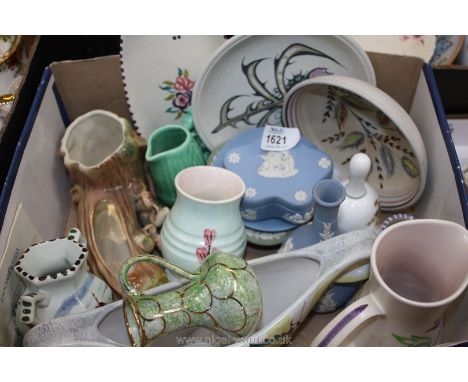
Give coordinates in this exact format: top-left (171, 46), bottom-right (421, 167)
top-left (18, 292), bottom-right (50, 327)
top-left (119, 255), bottom-right (197, 294)
top-left (311, 294), bottom-right (385, 347)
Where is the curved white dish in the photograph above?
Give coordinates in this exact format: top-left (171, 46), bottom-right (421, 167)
top-left (23, 229), bottom-right (377, 347)
top-left (192, 35), bottom-right (376, 150)
top-left (352, 35), bottom-right (436, 62)
top-left (283, 75), bottom-right (428, 210)
top-left (120, 35), bottom-right (226, 138)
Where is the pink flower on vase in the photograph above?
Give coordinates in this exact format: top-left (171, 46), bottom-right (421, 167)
top-left (173, 92), bottom-right (191, 111)
top-left (196, 247), bottom-right (209, 262)
top-left (203, 229), bottom-right (217, 247)
top-left (173, 76), bottom-right (195, 91)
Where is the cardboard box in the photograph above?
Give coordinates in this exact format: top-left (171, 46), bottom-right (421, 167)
top-left (1, 52), bottom-right (468, 346)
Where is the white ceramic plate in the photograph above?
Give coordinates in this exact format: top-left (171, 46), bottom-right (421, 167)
top-left (283, 75), bottom-right (427, 210)
top-left (352, 35), bottom-right (436, 62)
top-left (120, 35), bottom-right (227, 139)
top-left (192, 35), bottom-right (376, 150)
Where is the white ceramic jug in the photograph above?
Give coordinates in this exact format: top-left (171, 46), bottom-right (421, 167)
top-left (14, 228), bottom-right (113, 334)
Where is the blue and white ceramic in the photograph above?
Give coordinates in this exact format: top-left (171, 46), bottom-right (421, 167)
top-left (279, 179), bottom-right (366, 312)
top-left (214, 128), bottom-right (333, 224)
top-left (14, 228), bottom-right (113, 335)
top-left (280, 179), bottom-right (346, 254)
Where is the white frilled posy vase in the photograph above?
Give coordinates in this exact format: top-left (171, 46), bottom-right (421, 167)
top-left (160, 166), bottom-right (247, 273)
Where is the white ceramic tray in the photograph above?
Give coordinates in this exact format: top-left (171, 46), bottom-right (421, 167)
top-left (23, 229), bottom-right (377, 347)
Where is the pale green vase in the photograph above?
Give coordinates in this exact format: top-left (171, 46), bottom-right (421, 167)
top-left (146, 125), bottom-right (205, 207)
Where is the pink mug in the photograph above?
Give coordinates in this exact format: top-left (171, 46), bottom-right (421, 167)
top-left (311, 219), bottom-right (468, 347)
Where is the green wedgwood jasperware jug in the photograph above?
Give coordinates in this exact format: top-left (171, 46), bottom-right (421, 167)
top-left (119, 252), bottom-right (263, 346)
top-left (146, 125), bottom-right (206, 207)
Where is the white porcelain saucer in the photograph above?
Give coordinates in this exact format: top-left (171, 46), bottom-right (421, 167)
top-left (192, 35), bottom-right (376, 150)
top-left (120, 35), bottom-right (226, 138)
top-left (283, 75), bottom-right (427, 210)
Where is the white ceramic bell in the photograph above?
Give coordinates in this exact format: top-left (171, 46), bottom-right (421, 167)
top-left (337, 153), bottom-right (379, 232)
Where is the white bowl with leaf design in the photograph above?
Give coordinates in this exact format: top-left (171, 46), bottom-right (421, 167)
top-left (283, 75), bottom-right (427, 210)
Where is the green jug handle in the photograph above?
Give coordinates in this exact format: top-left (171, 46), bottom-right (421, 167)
top-left (119, 255), bottom-right (197, 294)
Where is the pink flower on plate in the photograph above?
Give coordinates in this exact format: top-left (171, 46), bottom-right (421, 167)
top-left (173, 75), bottom-right (195, 91)
top-left (196, 247), bottom-right (209, 262)
top-left (203, 229), bottom-right (217, 247)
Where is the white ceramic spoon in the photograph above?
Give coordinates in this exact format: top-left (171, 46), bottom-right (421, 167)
top-left (23, 228), bottom-right (377, 347)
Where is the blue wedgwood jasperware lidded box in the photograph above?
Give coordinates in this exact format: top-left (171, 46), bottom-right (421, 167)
top-left (1, 53), bottom-right (468, 346)
top-left (212, 128), bottom-right (333, 224)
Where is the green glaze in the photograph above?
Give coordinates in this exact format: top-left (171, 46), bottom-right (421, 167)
top-left (146, 125), bottom-right (205, 207)
top-left (119, 252), bottom-right (263, 346)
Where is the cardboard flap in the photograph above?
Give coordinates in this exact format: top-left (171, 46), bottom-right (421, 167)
top-left (50, 55), bottom-right (132, 124)
top-left (367, 52), bottom-right (424, 112)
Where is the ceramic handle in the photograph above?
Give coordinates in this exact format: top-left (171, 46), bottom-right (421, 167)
top-left (19, 292), bottom-right (50, 327)
top-left (119, 255), bottom-right (196, 294)
top-left (67, 228), bottom-right (86, 247)
top-left (312, 228), bottom-right (376, 288)
top-left (311, 294), bottom-right (385, 346)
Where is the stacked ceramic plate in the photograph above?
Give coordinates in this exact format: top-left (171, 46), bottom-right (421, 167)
top-left (283, 75), bottom-right (427, 211)
top-left (191, 35), bottom-right (376, 150)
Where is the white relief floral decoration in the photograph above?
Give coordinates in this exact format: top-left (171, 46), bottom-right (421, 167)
top-left (318, 157), bottom-right (332, 169)
top-left (245, 187), bottom-right (257, 198)
top-left (228, 152), bottom-right (241, 164)
top-left (241, 209), bottom-right (257, 220)
top-left (294, 190), bottom-right (308, 203)
top-left (279, 237), bottom-right (294, 253)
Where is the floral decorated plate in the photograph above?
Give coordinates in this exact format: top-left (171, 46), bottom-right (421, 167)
top-left (430, 36), bottom-right (465, 65)
top-left (283, 75), bottom-right (427, 210)
top-left (120, 36), bottom-right (226, 138)
top-left (352, 35), bottom-right (437, 62)
top-left (0, 36), bottom-right (23, 128)
top-left (192, 35), bottom-right (376, 150)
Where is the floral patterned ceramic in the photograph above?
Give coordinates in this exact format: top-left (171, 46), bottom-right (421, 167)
top-left (119, 252), bottom-right (263, 346)
top-left (120, 36), bottom-right (226, 139)
top-left (14, 228), bottom-right (113, 335)
top-left (352, 35), bottom-right (437, 62)
top-left (23, 228), bottom-right (377, 347)
top-left (160, 166), bottom-right (246, 273)
top-left (245, 227), bottom-right (290, 247)
top-left (284, 75), bottom-right (427, 211)
top-left (219, 128), bottom-right (333, 224)
top-left (192, 35), bottom-right (376, 150)
top-left (430, 36), bottom-right (465, 65)
top-left (312, 219), bottom-right (468, 347)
